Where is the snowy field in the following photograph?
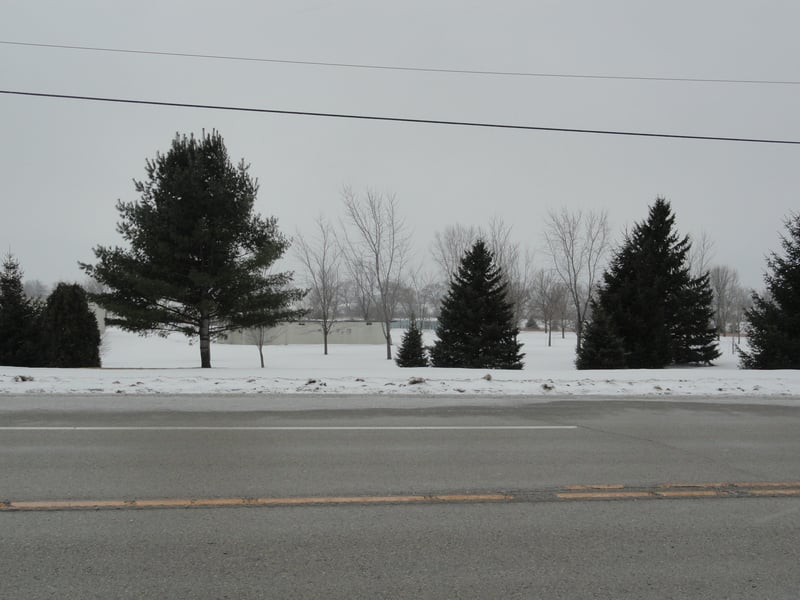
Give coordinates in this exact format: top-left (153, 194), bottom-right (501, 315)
top-left (1, 328), bottom-right (799, 400)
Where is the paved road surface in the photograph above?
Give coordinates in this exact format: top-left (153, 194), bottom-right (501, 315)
top-left (1, 395), bottom-right (799, 598)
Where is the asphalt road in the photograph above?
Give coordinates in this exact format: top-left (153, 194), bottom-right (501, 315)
top-left (2, 395), bottom-right (799, 598)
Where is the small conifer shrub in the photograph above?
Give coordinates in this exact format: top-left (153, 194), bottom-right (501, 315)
top-left (395, 317), bottom-right (428, 367)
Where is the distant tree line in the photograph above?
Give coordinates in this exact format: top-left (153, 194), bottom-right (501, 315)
top-left (9, 129), bottom-right (799, 371)
top-left (391, 199), bottom-right (800, 371)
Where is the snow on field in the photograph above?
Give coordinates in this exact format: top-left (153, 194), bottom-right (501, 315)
top-left (1, 328), bottom-right (799, 399)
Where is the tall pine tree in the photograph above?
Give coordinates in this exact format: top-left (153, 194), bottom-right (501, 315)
top-left (740, 214), bottom-right (800, 369)
top-left (0, 254), bottom-right (42, 367)
top-left (81, 131), bottom-right (305, 368)
top-left (577, 198), bottom-right (719, 369)
top-left (431, 240), bottom-right (524, 369)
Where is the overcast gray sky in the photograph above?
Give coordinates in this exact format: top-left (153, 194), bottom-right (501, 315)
top-left (2, 0), bottom-right (799, 290)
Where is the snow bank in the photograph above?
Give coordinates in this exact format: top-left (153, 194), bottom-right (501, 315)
top-left (0, 328), bottom-right (798, 398)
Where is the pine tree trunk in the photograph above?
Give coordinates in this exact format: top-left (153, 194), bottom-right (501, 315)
top-left (200, 314), bottom-right (211, 368)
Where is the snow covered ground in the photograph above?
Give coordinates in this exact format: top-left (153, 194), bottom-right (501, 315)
top-left (1, 328), bottom-right (799, 400)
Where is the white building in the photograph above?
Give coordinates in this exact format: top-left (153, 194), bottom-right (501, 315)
top-left (220, 320), bottom-right (386, 345)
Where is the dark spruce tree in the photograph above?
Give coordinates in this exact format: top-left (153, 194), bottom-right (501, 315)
top-left (577, 198), bottom-right (719, 369)
top-left (574, 301), bottom-right (625, 369)
top-left (671, 272), bottom-right (719, 364)
top-left (0, 254), bottom-right (42, 367)
top-left (40, 283), bottom-right (101, 368)
top-left (81, 131), bottom-right (305, 368)
top-left (740, 214), bottom-right (800, 369)
top-left (395, 316), bottom-right (428, 367)
top-left (430, 240), bottom-right (524, 369)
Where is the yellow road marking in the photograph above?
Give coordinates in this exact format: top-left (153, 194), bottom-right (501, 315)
top-left (431, 494), bottom-right (514, 502)
top-left (556, 481), bottom-right (800, 501)
top-left (655, 490), bottom-right (723, 498)
top-left (747, 489), bottom-right (800, 496)
top-left (730, 481), bottom-right (800, 488)
top-left (563, 484), bottom-right (626, 491)
top-left (1, 493), bottom-right (512, 511)
top-left (557, 491), bottom-right (654, 500)
top-left (4, 482), bottom-right (798, 511)
top-left (7, 500), bottom-right (131, 510)
top-left (657, 482), bottom-right (727, 488)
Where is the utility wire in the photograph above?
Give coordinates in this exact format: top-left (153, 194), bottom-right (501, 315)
top-left (2, 89), bottom-right (798, 145)
top-left (2, 40), bottom-right (799, 87)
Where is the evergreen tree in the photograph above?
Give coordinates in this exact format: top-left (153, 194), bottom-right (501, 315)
top-left (740, 214), bottom-right (800, 369)
top-left (575, 301), bottom-right (626, 369)
top-left (395, 316), bottom-right (428, 367)
top-left (0, 254), bottom-right (42, 366)
top-left (672, 272), bottom-right (719, 364)
top-left (40, 283), bottom-right (101, 368)
top-left (577, 198), bottom-right (719, 369)
top-left (81, 131), bottom-right (305, 368)
top-left (431, 240), bottom-right (524, 369)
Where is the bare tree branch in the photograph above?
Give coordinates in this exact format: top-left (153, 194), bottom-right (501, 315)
top-left (340, 186), bottom-right (411, 359)
top-left (294, 216), bottom-right (342, 355)
top-left (689, 231), bottom-right (716, 278)
top-left (431, 218), bottom-right (533, 332)
top-left (544, 208), bottom-right (610, 351)
top-left (431, 224), bottom-right (478, 280)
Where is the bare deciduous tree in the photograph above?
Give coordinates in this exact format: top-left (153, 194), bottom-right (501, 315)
top-left (335, 277), bottom-right (366, 320)
top-left (484, 217), bottom-right (517, 271)
top-left (341, 186), bottom-right (410, 360)
top-left (397, 266), bottom-right (440, 325)
top-left (431, 218), bottom-right (533, 332)
top-left (294, 216), bottom-right (342, 355)
top-left (555, 283), bottom-right (571, 339)
top-left (531, 269), bottom-right (569, 347)
top-left (242, 265), bottom-right (306, 368)
top-left (485, 217), bottom-right (534, 333)
top-left (729, 285), bottom-right (752, 347)
top-left (339, 267), bottom-right (375, 321)
top-left (431, 224), bottom-right (478, 280)
top-left (544, 208), bottom-right (610, 351)
top-left (688, 231), bottom-right (715, 278)
top-left (532, 269), bottom-right (559, 347)
top-left (709, 264), bottom-right (740, 338)
top-left (505, 247), bottom-right (535, 333)
top-left (245, 321), bottom-right (280, 368)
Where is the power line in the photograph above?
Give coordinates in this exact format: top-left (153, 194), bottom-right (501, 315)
top-left (2, 89), bottom-right (798, 145)
top-left (2, 39), bottom-right (799, 87)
